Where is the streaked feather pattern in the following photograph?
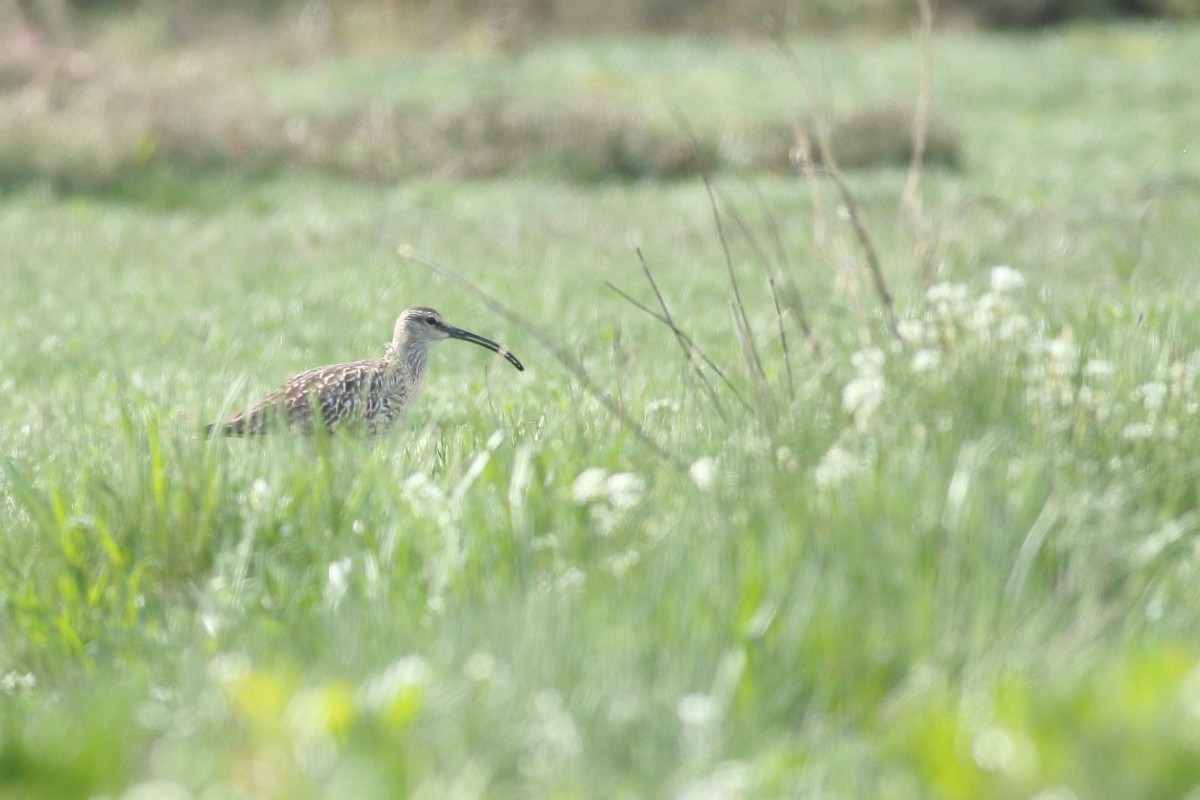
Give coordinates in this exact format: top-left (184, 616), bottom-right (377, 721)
top-left (207, 306), bottom-right (523, 437)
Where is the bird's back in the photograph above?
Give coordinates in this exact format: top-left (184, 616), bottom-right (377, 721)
top-left (210, 357), bottom-right (411, 436)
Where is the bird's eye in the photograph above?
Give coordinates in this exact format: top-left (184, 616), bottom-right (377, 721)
top-left (424, 316), bottom-right (437, 325)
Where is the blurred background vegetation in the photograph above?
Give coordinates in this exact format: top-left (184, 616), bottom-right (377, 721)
top-left (1, 0), bottom-right (1195, 196)
top-left (9, 0), bottom-right (1200, 43)
top-left (4, 0), bottom-right (1200, 798)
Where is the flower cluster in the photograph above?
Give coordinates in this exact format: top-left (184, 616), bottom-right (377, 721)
top-left (815, 265), bottom-right (1200, 488)
top-left (906, 266), bottom-right (1033, 352)
top-left (842, 347), bottom-right (886, 430)
top-left (571, 467), bottom-right (645, 535)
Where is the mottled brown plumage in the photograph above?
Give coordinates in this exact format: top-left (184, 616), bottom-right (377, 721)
top-left (207, 306), bottom-right (523, 436)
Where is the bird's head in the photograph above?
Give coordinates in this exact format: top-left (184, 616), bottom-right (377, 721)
top-left (394, 306), bottom-right (524, 371)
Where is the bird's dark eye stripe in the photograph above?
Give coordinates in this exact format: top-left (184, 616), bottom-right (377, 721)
top-left (424, 316), bottom-right (437, 325)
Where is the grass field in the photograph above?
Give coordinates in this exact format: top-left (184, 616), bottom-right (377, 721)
top-left (3, 18), bottom-right (1200, 799)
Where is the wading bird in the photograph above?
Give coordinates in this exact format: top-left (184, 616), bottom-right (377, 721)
top-left (207, 306), bottom-right (524, 436)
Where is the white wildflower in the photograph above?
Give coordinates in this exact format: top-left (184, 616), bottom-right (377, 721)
top-left (843, 375), bottom-right (885, 427)
top-left (605, 548), bottom-right (641, 578)
top-left (851, 347), bottom-right (885, 376)
top-left (285, 687), bottom-right (342, 761)
top-left (325, 557), bottom-right (352, 608)
top-left (207, 652), bottom-right (251, 685)
top-left (120, 780), bottom-right (193, 800)
top-left (677, 762), bottom-right (753, 800)
top-left (678, 692), bottom-right (723, 765)
top-left (1078, 386), bottom-right (1099, 409)
top-left (590, 505), bottom-right (618, 536)
top-left (843, 348), bottom-right (887, 426)
top-left (1030, 786), bottom-right (1080, 800)
top-left (1136, 381), bottom-right (1168, 413)
top-left (969, 292), bottom-right (1006, 335)
top-left (605, 473), bottom-right (645, 510)
top-left (523, 690), bottom-right (583, 778)
top-left (814, 445), bottom-right (866, 489)
top-left (989, 265), bottom-right (1026, 294)
top-left (1083, 359), bottom-right (1115, 380)
top-left (1180, 663), bottom-right (1200, 719)
top-left (910, 349), bottom-right (941, 374)
top-left (556, 567), bottom-right (586, 594)
top-left (972, 726), bottom-right (1036, 777)
top-left (678, 692), bottom-right (721, 727)
top-left (571, 468), bottom-right (608, 505)
top-left (358, 655), bottom-right (432, 712)
top-left (689, 457), bottom-right (718, 489)
top-left (1123, 422), bottom-right (1154, 441)
top-left (0, 672), bottom-right (36, 696)
top-left (645, 397), bottom-right (680, 414)
top-left (898, 317), bottom-right (930, 344)
top-left (402, 472), bottom-right (444, 513)
top-left (1042, 336), bottom-right (1078, 374)
top-left (926, 282), bottom-right (970, 316)
top-left (464, 652), bottom-right (497, 683)
top-left (996, 312), bottom-right (1031, 342)
top-left (247, 478), bottom-right (271, 512)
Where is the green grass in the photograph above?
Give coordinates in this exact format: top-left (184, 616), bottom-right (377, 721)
top-left (3, 22), bottom-right (1200, 799)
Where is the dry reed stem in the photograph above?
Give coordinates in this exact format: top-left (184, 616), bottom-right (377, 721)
top-left (604, 278), bottom-right (753, 414)
top-left (769, 277), bottom-right (796, 398)
top-left (718, 180), bottom-right (822, 362)
top-left (903, 0), bottom-right (939, 288)
top-left (775, 38), bottom-right (867, 331)
top-left (707, 183), bottom-right (798, 397)
top-left (774, 34), bottom-right (905, 347)
top-left (633, 248), bottom-right (730, 421)
top-left (667, 109), bottom-right (773, 390)
top-left (700, 175), bottom-right (770, 387)
top-left (819, 166), bottom-right (905, 346)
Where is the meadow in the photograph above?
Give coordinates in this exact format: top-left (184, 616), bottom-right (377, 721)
top-left (2, 16), bottom-right (1200, 799)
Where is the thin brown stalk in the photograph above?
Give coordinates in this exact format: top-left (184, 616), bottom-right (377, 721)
top-left (666, 109), bottom-right (771, 387)
top-left (902, 0), bottom-right (933, 218)
top-left (701, 174), bottom-right (769, 384)
top-left (718, 181), bottom-right (823, 362)
top-left (775, 35), bottom-right (903, 345)
top-left (707, 186), bottom-right (797, 395)
top-left (903, 0), bottom-right (938, 288)
top-left (789, 123), bottom-right (849, 317)
top-left (633, 248), bottom-right (729, 422)
top-left (749, 182), bottom-right (791, 277)
top-left (768, 278), bottom-right (795, 399)
top-left (773, 35), bottom-right (839, 175)
top-left (819, 166), bottom-right (905, 346)
top-left (747, 183), bottom-right (822, 360)
top-left (775, 279), bottom-right (823, 359)
top-left (398, 246), bottom-right (690, 473)
top-left (604, 280), bottom-right (753, 414)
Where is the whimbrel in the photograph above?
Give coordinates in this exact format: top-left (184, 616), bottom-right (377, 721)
top-left (207, 306), bottom-right (524, 436)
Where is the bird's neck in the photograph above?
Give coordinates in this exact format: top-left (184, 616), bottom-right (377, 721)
top-left (385, 334), bottom-right (428, 381)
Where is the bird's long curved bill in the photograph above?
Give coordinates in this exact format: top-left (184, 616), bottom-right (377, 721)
top-left (447, 326), bottom-right (525, 371)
